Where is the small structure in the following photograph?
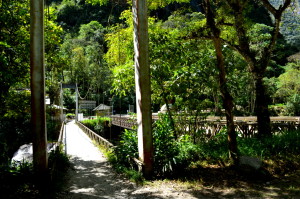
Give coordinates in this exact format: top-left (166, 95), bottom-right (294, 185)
top-left (93, 104), bottom-right (111, 116)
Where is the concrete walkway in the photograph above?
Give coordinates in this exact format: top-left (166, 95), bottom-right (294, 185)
top-left (58, 120), bottom-right (135, 199)
top-left (57, 121), bottom-right (202, 199)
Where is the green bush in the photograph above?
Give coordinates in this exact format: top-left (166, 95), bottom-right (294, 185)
top-left (113, 114), bottom-right (180, 176)
top-left (81, 116), bottom-right (111, 136)
top-left (286, 94), bottom-right (300, 116)
top-left (238, 130), bottom-right (300, 158)
top-left (66, 113), bottom-right (75, 119)
top-left (153, 114), bottom-right (179, 175)
top-left (175, 128), bottom-right (229, 167)
top-left (114, 129), bottom-right (138, 167)
top-left (111, 112), bottom-right (300, 177)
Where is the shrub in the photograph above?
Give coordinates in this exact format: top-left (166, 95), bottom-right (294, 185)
top-left (238, 130), bottom-right (300, 158)
top-left (81, 117), bottom-right (110, 136)
top-left (153, 114), bottom-right (179, 176)
top-left (66, 113), bottom-right (75, 119)
top-left (113, 114), bottom-right (179, 176)
top-left (114, 129), bottom-right (138, 167)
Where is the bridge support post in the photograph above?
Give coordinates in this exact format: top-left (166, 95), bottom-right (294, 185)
top-left (132, 0), bottom-right (153, 178)
top-left (75, 83), bottom-right (78, 121)
top-left (30, 0), bottom-right (48, 183)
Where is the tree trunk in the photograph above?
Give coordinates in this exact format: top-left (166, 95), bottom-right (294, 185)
top-left (254, 74), bottom-right (271, 137)
top-left (30, 0), bottom-right (48, 186)
top-left (214, 38), bottom-right (238, 163)
top-left (227, 0), bottom-right (291, 137)
top-left (159, 83), bottom-right (177, 139)
top-left (132, 0), bottom-right (153, 179)
top-left (205, 0), bottom-right (238, 163)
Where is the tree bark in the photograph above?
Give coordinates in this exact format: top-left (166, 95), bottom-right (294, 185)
top-left (253, 74), bottom-right (271, 137)
top-left (132, 0), bottom-right (154, 179)
top-left (204, 0), bottom-right (238, 163)
top-left (159, 82), bottom-right (177, 139)
top-left (225, 0), bottom-right (291, 137)
top-left (30, 0), bottom-right (48, 186)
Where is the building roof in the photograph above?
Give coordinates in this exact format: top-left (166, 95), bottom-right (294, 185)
top-left (93, 104), bottom-right (111, 111)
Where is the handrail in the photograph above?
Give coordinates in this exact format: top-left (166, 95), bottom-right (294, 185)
top-left (76, 121), bottom-right (114, 149)
top-left (110, 115), bottom-right (300, 138)
top-left (76, 121), bottom-right (145, 172)
top-left (54, 121), bottom-right (65, 151)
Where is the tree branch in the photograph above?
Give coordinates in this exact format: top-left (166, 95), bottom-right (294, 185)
top-left (261, 0), bottom-right (291, 67)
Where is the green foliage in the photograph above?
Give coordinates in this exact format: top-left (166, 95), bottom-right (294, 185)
top-left (0, 90), bottom-right (31, 165)
top-left (238, 130), bottom-right (300, 158)
top-left (115, 129), bottom-right (138, 166)
top-left (276, 63), bottom-right (300, 101)
top-left (112, 114), bottom-right (179, 176)
top-left (59, 20), bottom-right (111, 100)
top-left (153, 114), bottom-right (179, 175)
top-left (86, 0), bottom-right (190, 10)
top-left (66, 113), bottom-right (75, 118)
top-left (286, 94), bottom-right (300, 116)
top-left (105, 10), bottom-right (134, 96)
top-left (272, 62), bottom-right (300, 115)
top-left (56, 0), bottom-right (125, 32)
top-left (86, 0), bottom-right (110, 6)
top-left (0, 150), bottom-right (70, 198)
top-left (0, 0), bottom-right (30, 109)
top-left (103, 146), bottom-right (145, 184)
top-left (0, 162), bottom-right (37, 198)
top-left (48, 149), bottom-right (71, 176)
top-left (81, 117), bottom-right (111, 136)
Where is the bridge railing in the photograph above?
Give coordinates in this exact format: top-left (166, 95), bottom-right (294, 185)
top-left (76, 121), bottom-right (144, 171)
top-left (53, 121), bottom-right (65, 152)
top-left (110, 115), bottom-right (300, 138)
top-left (76, 121), bottom-right (114, 149)
top-left (111, 115), bottom-right (137, 130)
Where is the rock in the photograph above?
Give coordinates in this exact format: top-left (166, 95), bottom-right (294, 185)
top-left (11, 143), bottom-right (56, 165)
top-left (238, 156), bottom-right (263, 173)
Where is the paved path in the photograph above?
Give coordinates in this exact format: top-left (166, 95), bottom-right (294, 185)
top-left (57, 121), bottom-right (207, 199)
top-left (58, 120), bottom-right (137, 199)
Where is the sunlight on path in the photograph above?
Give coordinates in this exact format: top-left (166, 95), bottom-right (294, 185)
top-left (59, 120), bottom-right (135, 199)
top-left (65, 120), bottom-right (103, 161)
top-left (58, 120), bottom-right (200, 199)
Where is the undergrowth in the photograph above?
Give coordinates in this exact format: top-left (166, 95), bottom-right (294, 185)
top-left (109, 113), bottom-right (300, 179)
top-left (0, 149), bottom-right (70, 199)
top-left (95, 142), bottom-right (145, 185)
top-left (81, 117), bottom-right (110, 136)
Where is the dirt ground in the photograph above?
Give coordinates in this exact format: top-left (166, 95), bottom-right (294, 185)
top-left (56, 121), bottom-right (300, 199)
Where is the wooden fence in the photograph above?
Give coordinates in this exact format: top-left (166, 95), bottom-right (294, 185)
top-left (111, 115), bottom-right (300, 137)
top-left (76, 121), bottom-right (144, 171)
top-left (53, 121), bottom-right (65, 151)
top-left (76, 121), bottom-right (114, 149)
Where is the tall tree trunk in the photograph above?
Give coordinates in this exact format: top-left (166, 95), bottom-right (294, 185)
top-left (227, 0), bottom-right (291, 137)
top-left (205, 0), bottom-right (238, 163)
top-left (254, 74), bottom-right (271, 137)
top-left (213, 38), bottom-right (238, 163)
top-left (132, 0), bottom-right (153, 179)
top-left (30, 0), bottom-right (48, 186)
